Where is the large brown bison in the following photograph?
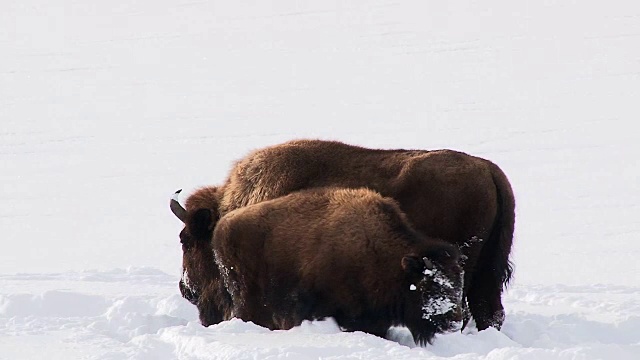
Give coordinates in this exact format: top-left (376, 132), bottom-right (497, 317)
top-left (172, 139), bottom-right (515, 331)
top-left (173, 186), bottom-right (233, 326)
top-left (184, 187), bottom-right (465, 345)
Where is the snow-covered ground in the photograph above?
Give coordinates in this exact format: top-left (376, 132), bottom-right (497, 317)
top-left (1, 1), bottom-right (639, 359)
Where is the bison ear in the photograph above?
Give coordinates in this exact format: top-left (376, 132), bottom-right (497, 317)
top-left (188, 208), bottom-right (219, 239)
top-left (402, 256), bottom-right (437, 275)
top-left (401, 255), bottom-right (424, 274)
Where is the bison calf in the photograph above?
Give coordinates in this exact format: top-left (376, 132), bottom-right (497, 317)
top-left (204, 187), bottom-right (464, 345)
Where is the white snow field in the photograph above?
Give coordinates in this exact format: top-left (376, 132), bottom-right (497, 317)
top-left (1, 0), bottom-right (639, 359)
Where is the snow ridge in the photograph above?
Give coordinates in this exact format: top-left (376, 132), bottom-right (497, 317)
top-left (1, 269), bottom-right (638, 359)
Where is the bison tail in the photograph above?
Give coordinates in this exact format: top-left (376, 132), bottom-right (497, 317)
top-left (485, 162), bottom-right (516, 288)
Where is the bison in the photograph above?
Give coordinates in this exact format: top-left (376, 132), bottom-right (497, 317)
top-left (173, 186), bottom-right (233, 326)
top-left (188, 187), bottom-right (465, 344)
top-left (172, 139), bottom-right (515, 331)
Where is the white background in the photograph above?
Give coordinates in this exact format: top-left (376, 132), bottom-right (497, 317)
top-left (1, 1), bottom-right (638, 359)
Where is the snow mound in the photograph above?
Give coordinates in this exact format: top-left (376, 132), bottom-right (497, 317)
top-left (1, 270), bottom-right (639, 359)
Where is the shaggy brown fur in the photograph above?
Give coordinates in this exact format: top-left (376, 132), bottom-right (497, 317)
top-left (177, 186), bottom-right (233, 326)
top-left (210, 187), bottom-right (463, 345)
top-left (175, 139), bottom-right (515, 331)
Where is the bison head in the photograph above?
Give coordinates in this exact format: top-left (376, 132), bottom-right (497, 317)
top-left (170, 188), bottom-right (221, 306)
top-left (401, 242), bottom-right (464, 345)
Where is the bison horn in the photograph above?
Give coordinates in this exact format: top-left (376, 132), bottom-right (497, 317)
top-left (170, 189), bottom-right (187, 222)
top-left (423, 257), bottom-right (435, 271)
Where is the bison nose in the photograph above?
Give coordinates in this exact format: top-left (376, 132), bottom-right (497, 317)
top-left (179, 280), bottom-right (198, 305)
top-left (448, 306), bottom-right (464, 332)
top-left (178, 280), bottom-right (187, 295)
top-left (449, 318), bottom-right (463, 332)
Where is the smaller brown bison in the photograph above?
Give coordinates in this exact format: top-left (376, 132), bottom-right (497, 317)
top-left (185, 187), bottom-right (464, 345)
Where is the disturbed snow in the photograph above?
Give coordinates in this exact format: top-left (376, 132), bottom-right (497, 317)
top-left (1, 268), bottom-right (639, 359)
top-left (2, 0), bottom-right (640, 359)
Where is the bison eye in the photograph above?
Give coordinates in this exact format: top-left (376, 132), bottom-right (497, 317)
top-left (179, 229), bottom-right (190, 245)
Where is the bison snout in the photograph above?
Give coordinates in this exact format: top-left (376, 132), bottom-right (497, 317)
top-left (439, 302), bottom-right (464, 333)
top-left (448, 318), bottom-right (463, 333)
top-left (179, 280), bottom-right (199, 305)
top-left (448, 307), bottom-right (464, 332)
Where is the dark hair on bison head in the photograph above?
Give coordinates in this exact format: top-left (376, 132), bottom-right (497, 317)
top-left (177, 207), bottom-right (216, 306)
top-left (400, 242), bottom-right (464, 345)
top-left (171, 188), bottom-right (231, 324)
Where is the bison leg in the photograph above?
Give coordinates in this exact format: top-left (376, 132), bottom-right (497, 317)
top-left (196, 281), bottom-right (233, 327)
top-left (460, 298), bottom-right (471, 330)
top-left (333, 310), bottom-right (390, 340)
top-left (466, 270), bottom-right (505, 331)
top-left (341, 321), bottom-right (388, 339)
top-left (230, 284), bottom-right (282, 330)
top-left (197, 292), bottom-right (226, 327)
